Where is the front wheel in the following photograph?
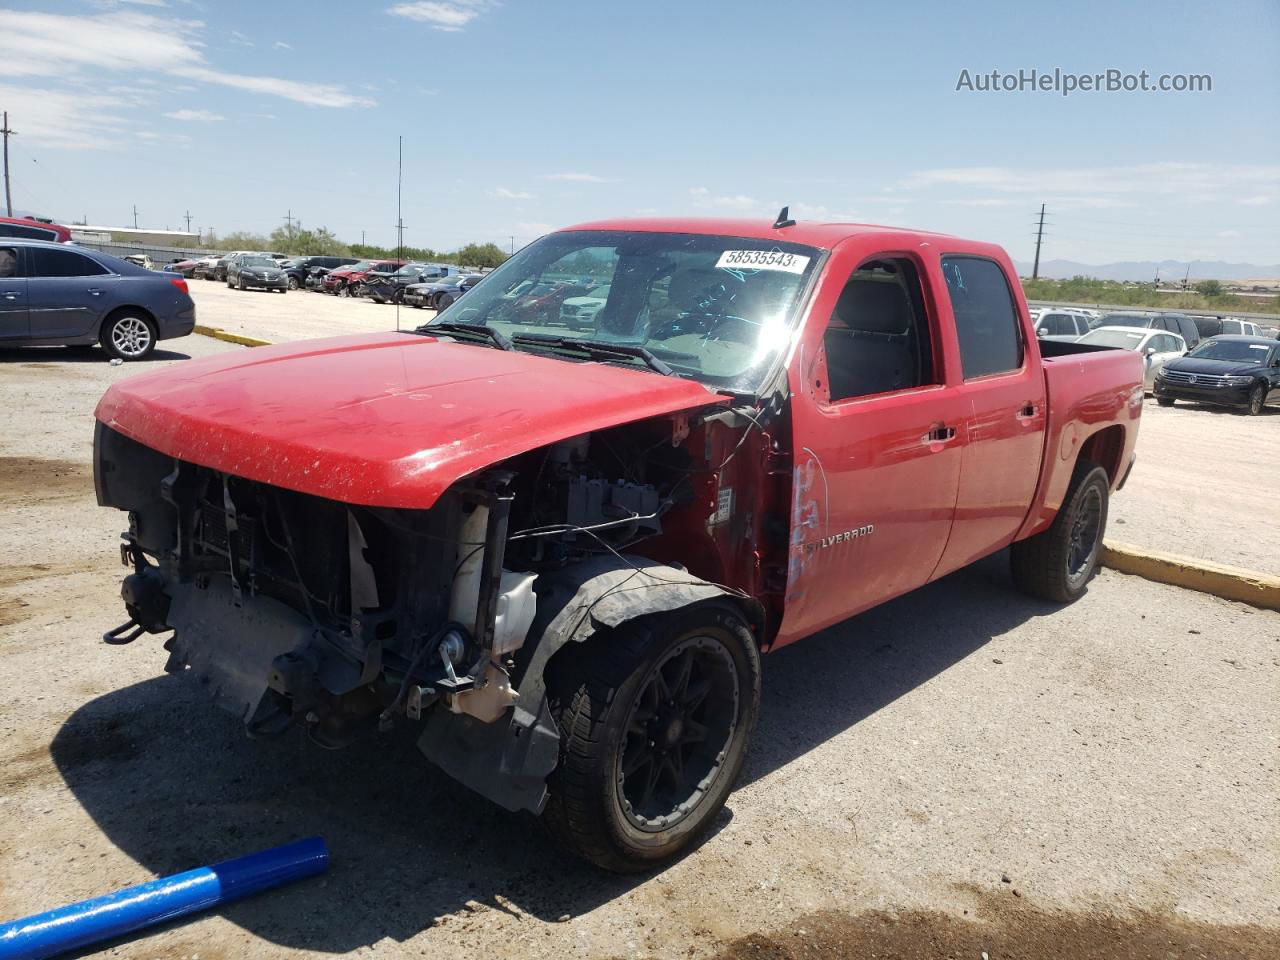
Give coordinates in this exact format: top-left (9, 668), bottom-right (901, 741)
top-left (1010, 460), bottom-right (1110, 604)
top-left (542, 602), bottom-right (761, 873)
top-left (100, 312), bottom-right (157, 361)
top-left (436, 293), bottom-right (455, 309)
top-left (287, 276), bottom-right (300, 290)
top-left (1246, 383), bottom-right (1266, 416)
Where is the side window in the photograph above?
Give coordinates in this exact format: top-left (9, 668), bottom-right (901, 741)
top-left (0, 247), bottom-right (17, 278)
top-left (822, 257), bottom-right (936, 402)
top-left (940, 256), bottom-right (1024, 379)
top-left (0, 223), bottom-right (58, 241)
top-left (1222, 320), bottom-right (1241, 335)
top-left (27, 247), bottom-right (109, 278)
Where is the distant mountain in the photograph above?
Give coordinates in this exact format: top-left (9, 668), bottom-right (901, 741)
top-left (1013, 259), bottom-right (1280, 283)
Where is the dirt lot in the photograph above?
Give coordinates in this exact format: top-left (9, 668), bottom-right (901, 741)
top-left (0, 338), bottom-right (1277, 959)
top-left (188, 275), bottom-right (435, 343)
top-left (186, 280), bottom-right (1280, 575)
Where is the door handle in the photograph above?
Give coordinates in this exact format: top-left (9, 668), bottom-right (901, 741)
top-left (1, 291), bottom-right (20, 301)
top-left (923, 425), bottom-right (956, 444)
top-left (88, 288), bottom-right (102, 296)
top-left (1016, 402), bottom-right (1038, 419)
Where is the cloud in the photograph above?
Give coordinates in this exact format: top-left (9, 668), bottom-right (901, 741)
top-left (493, 186), bottom-right (534, 200)
top-left (899, 162), bottom-right (1280, 202)
top-left (543, 172), bottom-right (613, 183)
top-left (1237, 195), bottom-right (1273, 206)
top-left (0, 82), bottom-right (130, 149)
top-left (229, 29), bottom-right (253, 47)
top-left (386, 0), bottom-right (494, 31)
top-left (0, 9), bottom-right (373, 113)
top-left (273, 40), bottom-right (292, 49)
top-left (163, 108), bottom-right (223, 121)
top-left (689, 187), bottom-right (760, 211)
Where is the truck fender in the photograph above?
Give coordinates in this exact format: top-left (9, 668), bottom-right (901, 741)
top-left (416, 555), bottom-right (756, 816)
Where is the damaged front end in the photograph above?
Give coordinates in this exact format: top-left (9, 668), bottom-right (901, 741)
top-left (92, 400), bottom-right (771, 814)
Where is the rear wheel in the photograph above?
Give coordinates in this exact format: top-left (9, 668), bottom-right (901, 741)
top-left (1246, 383), bottom-right (1265, 416)
top-left (542, 602), bottom-right (761, 873)
top-left (1010, 460), bottom-right (1109, 604)
top-left (287, 276), bottom-right (300, 290)
top-left (100, 312), bottom-right (157, 361)
top-left (1156, 397), bottom-right (1175, 407)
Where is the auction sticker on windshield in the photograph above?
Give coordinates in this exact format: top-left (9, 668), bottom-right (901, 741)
top-left (715, 249), bottom-right (810, 274)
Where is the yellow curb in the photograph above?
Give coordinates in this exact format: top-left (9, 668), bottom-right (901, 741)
top-left (1101, 540), bottom-right (1280, 611)
top-left (193, 324), bottom-right (274, 348)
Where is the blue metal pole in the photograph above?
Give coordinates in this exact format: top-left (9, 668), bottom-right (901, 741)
top-left (0, 836), bottom-right (328, 960)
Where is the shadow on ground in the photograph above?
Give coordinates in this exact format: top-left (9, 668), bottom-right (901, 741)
top-left (52, 552), bottom-right (1057, 953)
top-left (0, 346), bottom-right (192, 364)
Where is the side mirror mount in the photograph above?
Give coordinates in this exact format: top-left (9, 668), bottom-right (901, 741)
top-left (1037, 328), bottom-right (1048, 337)
top-left (1145, 346), bottom-right (1157, 356)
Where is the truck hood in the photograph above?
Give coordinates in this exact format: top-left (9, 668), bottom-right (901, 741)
top-left (95, 332), bottom-right (726, 508)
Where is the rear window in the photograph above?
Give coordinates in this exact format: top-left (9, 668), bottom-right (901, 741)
top-left (0, 222), bottom-right (60, 241)
top-left (941, 256), bottom-right (1024, 379)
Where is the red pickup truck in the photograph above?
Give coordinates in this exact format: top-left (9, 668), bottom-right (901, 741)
top-left (94, 216), bottom-right (1142, 871)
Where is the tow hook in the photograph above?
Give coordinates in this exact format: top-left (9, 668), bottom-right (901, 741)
top-left (102, 567), bottom-right (171, 645)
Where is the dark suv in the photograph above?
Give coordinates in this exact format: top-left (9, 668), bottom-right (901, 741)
top-left (1097, 312), bottom-right (1201, 350)
top-left (281, 255), bottom-right (359, 291)
top-left (1154, 336), bottom-right (1280, 415)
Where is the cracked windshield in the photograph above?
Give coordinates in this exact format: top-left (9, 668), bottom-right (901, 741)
top-left (426, 230), bottom-right (821, 392)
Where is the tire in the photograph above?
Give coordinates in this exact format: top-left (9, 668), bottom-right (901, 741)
top-left (287, 276), bottom-right (300, 290)
top-left (437, 293), bottom-right (455, 309)
top-left (1156, 397), bottom-right (1175, 407)
top-left (338, 284), bottom-right (350, 298)
top-left (1010, 460), bottom-right (1109, 604)
top-left (237, 276), bottom-right (246, 290)
top-left (1245, 383), bottom-right (1265, 416)
top-left (100, 311), bottom-right (157, 361)
top-left (542, 601), bottom-right (761, 873)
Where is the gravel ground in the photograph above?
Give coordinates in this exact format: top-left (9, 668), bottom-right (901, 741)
top-left (188, 276), bottom-right (434, 343)
top-left (0, 338), bottom-right (1277, 959)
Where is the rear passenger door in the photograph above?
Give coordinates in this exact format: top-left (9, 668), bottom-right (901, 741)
top-left (0, 245), bottom-right (28, 340)
top-left (25, 246), bottom-right (115, 340)
top-left (933, 255), bottom-right (1047, 577)
top-left (780, 250), bottom-right (969, 642)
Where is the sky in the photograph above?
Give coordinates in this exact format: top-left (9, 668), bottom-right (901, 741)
top-left (0, 0), bottom-right (1277, 266)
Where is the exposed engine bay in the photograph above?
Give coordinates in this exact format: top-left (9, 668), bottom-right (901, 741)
top-left (94, 403), bottom-right (786, 813)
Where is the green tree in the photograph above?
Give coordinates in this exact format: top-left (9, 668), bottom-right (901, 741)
top-left (218, 230), bottom-right (269, 251)
top-left (456, 242), bottom-right (508, 269)
top-left (1194, 279), bottom-right (1224, 297)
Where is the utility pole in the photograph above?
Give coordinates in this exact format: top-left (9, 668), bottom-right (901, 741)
top-left (183, 210), bottom-right (193, 232)
top-left (2, 111), bottom-right (15, 217)
top-left (132, 205), bottom-right (139, 229)
top-left (282, 208), bottom-right (296, 244)
top-left (1031, 203), bottom-right (1046, 280)
top-left (510, 235), bottom-right (514, 256)
top-left (361, 229), bottom-right (365, 246)
top-left (1182, 261), bottom-right (1192, 290)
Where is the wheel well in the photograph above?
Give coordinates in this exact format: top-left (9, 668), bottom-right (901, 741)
top-left (100, 305), bottom-right (157, 336)
top-left (1078, 425), bottom-right (1125, 486)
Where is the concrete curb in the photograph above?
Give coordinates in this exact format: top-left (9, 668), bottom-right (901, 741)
top-left (1101, 540), bottom-right (1280, 611)
top-left (193, 324), bottom-right (273, 348)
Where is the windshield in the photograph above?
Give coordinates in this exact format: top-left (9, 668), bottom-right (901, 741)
top-left (343, 260), bottom-right (372, 272)
top-left (242, 257), bottom-right (275, 268)
top-left (1188, 339), bottom-right (1273, 363)
top-left (1079, 329), bottom-right (1146, 350)
top-left (394, 263), bottom-right (426, 277)
top-left (1098, 314), bottom-right (1151, 328)
top-left (425, 230), bottom-right (822, 392)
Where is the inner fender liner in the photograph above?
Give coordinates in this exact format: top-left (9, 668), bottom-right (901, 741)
top-left (417, 555), bottom-right (753, 815)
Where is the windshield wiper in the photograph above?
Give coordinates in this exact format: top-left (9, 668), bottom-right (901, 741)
top-left (510, 334), bottom-right (674, 376)
top-left (418, 321), bottom-right (513, 351)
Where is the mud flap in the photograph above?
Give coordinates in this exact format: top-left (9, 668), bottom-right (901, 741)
top-left (417, 698), bottom-right (560, 814)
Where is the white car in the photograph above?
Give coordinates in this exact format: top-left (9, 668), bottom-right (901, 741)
top-left (559, 284), bottom-right (611, 331)
top-left (1035, 309), bottom-right (1094, 340)
top-left (1076, 325), bottom-right (1186, 393)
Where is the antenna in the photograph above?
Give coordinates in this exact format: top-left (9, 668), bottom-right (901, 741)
top-left (773, 205), bottom-right (795, 229)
